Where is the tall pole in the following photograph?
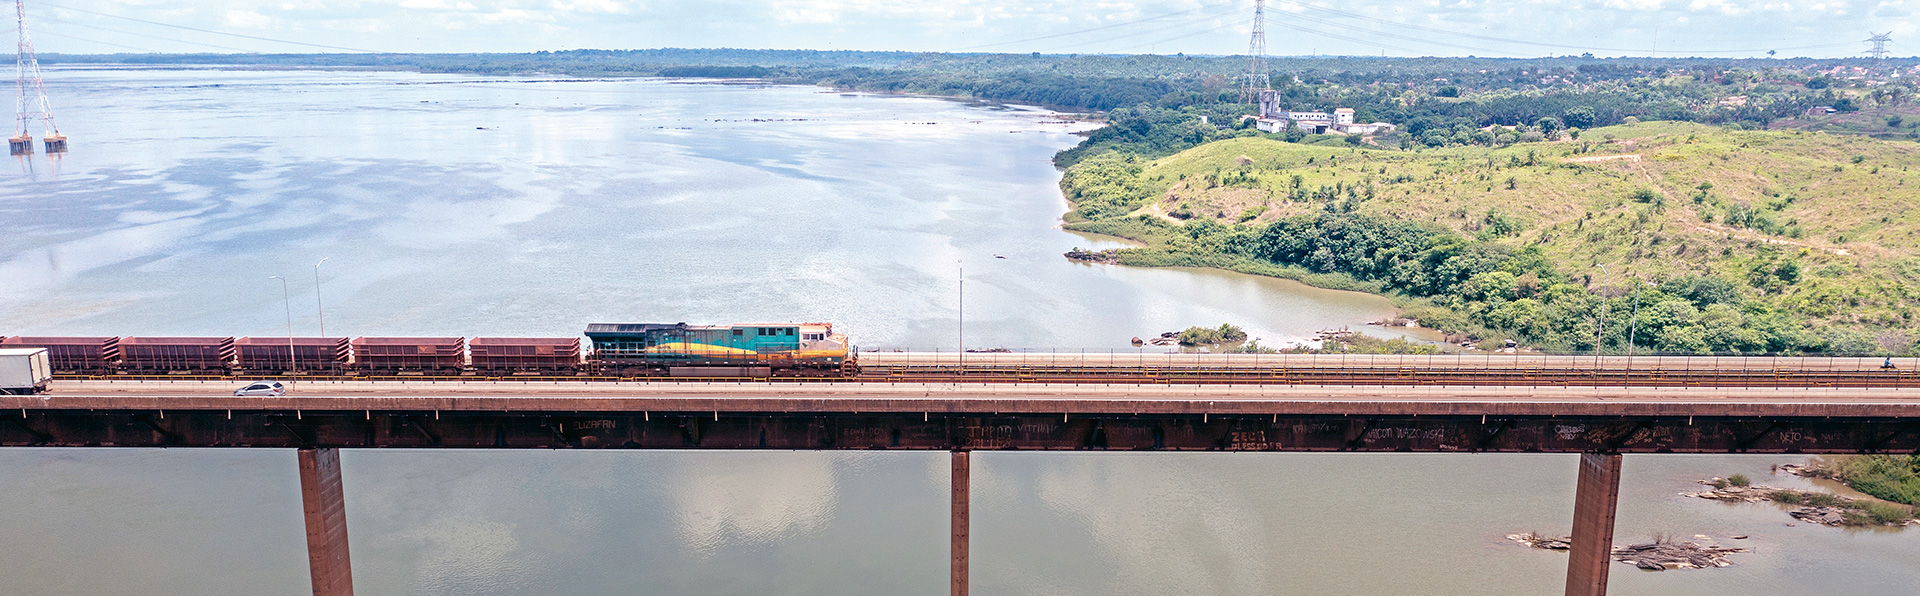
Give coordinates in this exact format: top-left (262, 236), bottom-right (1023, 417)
top-left (12, 0), bottom-right (59, 152)
top-left (271, 275), bottom-right (297, 373)
top-left (314, 257), bottom-right (329, 339)
top-left (1594, 264), bottom-right (1609, 356)
top-left (1242, 0), bottom-right (1269, 103)
top-left (1627, 282), bottom-right (1642, 359)
top-left (957, 260), bottom-right (964, 369)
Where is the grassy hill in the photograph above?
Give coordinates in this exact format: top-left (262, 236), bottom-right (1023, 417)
top-left (1060, 122), bottom-right (1920, 354)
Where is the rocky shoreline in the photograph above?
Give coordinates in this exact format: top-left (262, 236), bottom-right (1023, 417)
top-left (1063, 247), bottom-right (1120, 264)
top-left (1685, 472), bottom-right (1919, 528)
top-left (1507, 533), bottom-right (1749, 570)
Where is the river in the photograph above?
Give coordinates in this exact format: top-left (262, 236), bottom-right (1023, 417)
top-left (0, 68), bottom-right (1913, 595)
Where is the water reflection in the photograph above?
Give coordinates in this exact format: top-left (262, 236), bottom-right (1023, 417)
top-left (0, 69), bottom-right (1405, 348)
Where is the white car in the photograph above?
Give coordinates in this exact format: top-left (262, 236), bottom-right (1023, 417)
top-left (234, 381), bottom-right (286, 396)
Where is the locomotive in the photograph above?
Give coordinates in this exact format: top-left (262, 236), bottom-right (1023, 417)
top-left (0, 322), bottom-right (852, 377)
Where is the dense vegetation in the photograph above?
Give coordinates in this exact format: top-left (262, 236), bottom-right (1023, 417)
top-left (1059, 122), bottom-right (1920, 354)
top-left (1811, 456), bottom-right (1920, 506)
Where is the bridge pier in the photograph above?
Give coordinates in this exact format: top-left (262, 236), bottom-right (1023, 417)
top-left (951, 450), bottom-right (970, 596)
top-left (297, 448), bottom-right (354, 596)
top-left (1564, 453), bottom-right (1623, 596)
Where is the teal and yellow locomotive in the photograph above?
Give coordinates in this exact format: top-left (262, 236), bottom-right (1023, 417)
top-left (584, 322), bottom-right (850, 376)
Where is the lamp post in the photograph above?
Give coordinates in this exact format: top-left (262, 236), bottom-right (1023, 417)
top-left (957, 260), bottom-right (964, 370)
top-left (269, 275), bottom-right (297, 374)
top-left (1627, 281), bottom-right (1655, 375)
top-left (1594, 264), bottom-right (1610, 357)
top-left (313, 257), bottom-right (329, 339)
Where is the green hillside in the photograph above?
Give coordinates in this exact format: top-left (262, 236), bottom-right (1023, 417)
top-left (1061, 122), bottom-right (1920, 354)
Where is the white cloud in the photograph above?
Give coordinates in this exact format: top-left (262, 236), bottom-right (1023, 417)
top-left (1601, 0), bottom-right (1665, 9)
top-left (221, 9), bottom-right (278, 29)
top-left (28, 0), bottom-right (1917, 57)
top-left (551, 0), bottom-right (630, 13)
top-left (398, 0), bottom-right (479, 10)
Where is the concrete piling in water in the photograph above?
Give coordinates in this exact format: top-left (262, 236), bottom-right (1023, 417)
top-left (43, 133), bottom-right (65, 153)
top-left (952, 450), bottom-right (970, 596)
top-left (298, 448), bottom-right (354, 596)
top-left (1565, 453), bottom-right (1624, 596)
top-left (9, 134), bottom-right (31, 156)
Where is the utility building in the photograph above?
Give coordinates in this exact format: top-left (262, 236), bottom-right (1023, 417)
top-left (1255, 103), bottom-right (1395, 135)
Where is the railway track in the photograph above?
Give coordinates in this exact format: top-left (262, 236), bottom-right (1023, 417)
top-left (46, 365), bottom-right (1920, 390)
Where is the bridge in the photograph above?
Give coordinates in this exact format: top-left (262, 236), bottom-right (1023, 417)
top-left (6, 374), bottom-right (1920, 596)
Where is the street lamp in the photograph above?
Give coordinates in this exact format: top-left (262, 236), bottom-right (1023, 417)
top-left (1627, 280), bottom-right (1657, 365)
top-left (1594, 264), bottom-right (1610, 357)
top-left (269, 275), bottom-right (297, 374)
top-left (957, 259), bottom-right (964, 370)
top-left (313, 257), bottom-right (329, 339)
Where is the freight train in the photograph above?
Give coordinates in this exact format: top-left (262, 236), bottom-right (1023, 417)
top-left (0, 322), bottom-right (853, 377)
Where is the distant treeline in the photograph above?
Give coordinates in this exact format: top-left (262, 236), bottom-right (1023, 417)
top-left (40, 49), bottom-right (1920, 116)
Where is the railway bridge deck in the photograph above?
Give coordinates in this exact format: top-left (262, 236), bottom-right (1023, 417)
top-left (6, 378), bottom-right (1919, 596)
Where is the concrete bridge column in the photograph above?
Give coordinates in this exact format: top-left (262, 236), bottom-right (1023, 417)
top-left (951, 450), bottom-right (970, 596)
top-left (1564, 453), bottom-right (1623, 596)
top-left (298, 448), bottom-right (354, 596)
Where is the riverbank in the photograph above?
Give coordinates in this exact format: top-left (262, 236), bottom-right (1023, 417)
top-left (1688, 469), bottom-right (1918, 528)
top-left (1051, 123), bottom-right (1920, 355)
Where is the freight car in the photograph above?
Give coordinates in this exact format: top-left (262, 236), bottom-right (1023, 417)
top-left (585, 322), bottom-right (850, 376)
top-left (471, 338), bottom-right (582, 373)
top-left (351, 337), bottom-right (467, 374)
top-left (233, 337), bottom-right (350, 373)
top-left (118, 337), bottom-right (235, 372)
top-left (0, 336), bottom-right (120, 373)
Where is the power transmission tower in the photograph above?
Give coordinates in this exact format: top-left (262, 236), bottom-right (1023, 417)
top-left (1865, 32), bottom-right (1892, 61)
top-left (12, 0), bottom-right (61, 156)
top-left (1242, 0), bottom-right (1270, 104)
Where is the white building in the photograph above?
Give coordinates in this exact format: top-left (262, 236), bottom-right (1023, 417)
top-left (1254, 105), bottom-right (1395, 135)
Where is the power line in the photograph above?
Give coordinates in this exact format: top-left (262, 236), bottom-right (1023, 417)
top-left (40, 2), bottom-right (384, 53)
top-left (1036, 9), bottom-right (1244, 53)
top-left (948, 1), bottom-right (1243, 52)
top-left (1264, 12), bottom-right (1522, 57)
top-left (1260, 16), bottom-right (1438, 56)
top-left (40, 15), bottom-right (255, 53)
top-left (1105, 19), bottom-right (1246, 54)
top-left (29, 27), bottom-right (152, 52)
top-left (1267, 0), bottom-right (1851, 55)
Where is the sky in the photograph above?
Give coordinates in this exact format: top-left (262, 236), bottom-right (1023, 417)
top-left (22, 0), bottom-right (1917, 58)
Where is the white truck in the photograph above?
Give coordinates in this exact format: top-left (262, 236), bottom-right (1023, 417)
top-left (0, 348), bottom-right (53, 395)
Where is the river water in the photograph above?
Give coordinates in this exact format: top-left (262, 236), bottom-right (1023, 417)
top-left (0, 69), bottom-right (1913, 595)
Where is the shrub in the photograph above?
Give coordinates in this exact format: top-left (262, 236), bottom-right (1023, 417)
top-left (1728, 473), bottom-right (1752, 487)
top-left (1178, 324), bottom-right (1249, 347)
top-left (1847, 501), bottom-right (1914, 526)
top-left (1770, 490), bottom-right (1804, 505)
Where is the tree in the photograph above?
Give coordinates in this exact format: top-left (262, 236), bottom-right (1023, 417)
top-left (1437, 86), bottom-right (1460, 98)
top-left (1535, 116), bottom-right (1564, 136)
top-left (1563, 106), bottom-right (1596, 129)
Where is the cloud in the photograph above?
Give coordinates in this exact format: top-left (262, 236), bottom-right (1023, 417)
top-left (28, 0), bottom-right (1917, 57)
top-left (221, 9), bottom-right (278, 29)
